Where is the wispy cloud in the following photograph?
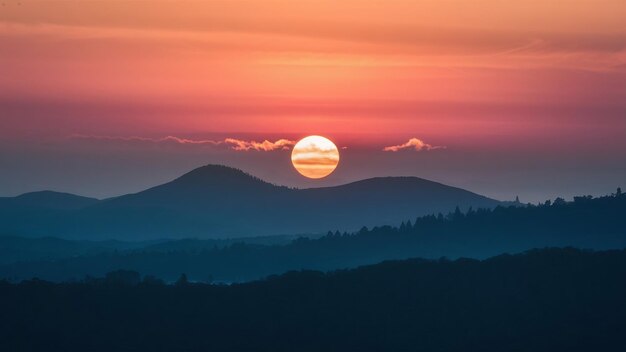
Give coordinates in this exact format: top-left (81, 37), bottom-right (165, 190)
top-left (224, 138), bottom-right (295, 151)
top-left (70, 134), bottom-right (221, 145)
top-left (383, 138), bottom-right (445, 152)
top-left (70, 135), bottom-right (295, 152)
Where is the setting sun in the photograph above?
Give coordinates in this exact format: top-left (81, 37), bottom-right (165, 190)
top-left (291, 136), bottom-right (340, 179)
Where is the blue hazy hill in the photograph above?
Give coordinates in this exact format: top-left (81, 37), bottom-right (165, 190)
top-left (0, 165), bottom-right (500, 240)
top-left (1, 191), bottom-right (623, 283)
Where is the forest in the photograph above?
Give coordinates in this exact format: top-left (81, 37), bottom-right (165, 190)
top-left (1, 190), bottom-right (624, 282)
top-left (2, 247), bottom-right (626, 351)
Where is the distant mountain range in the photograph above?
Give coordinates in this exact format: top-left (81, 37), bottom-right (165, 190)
top-left (0, 165), bottom-right (501, 240)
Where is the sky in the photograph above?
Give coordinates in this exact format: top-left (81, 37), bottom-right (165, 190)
top-left (1, 0), bottom-right (625, 203)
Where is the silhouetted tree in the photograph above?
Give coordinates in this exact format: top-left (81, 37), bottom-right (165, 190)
top-left (105, 270), bottom-right (140, 286)
top-left (175, 273), bottom-right (189, 286)
top-left (452, 206), bottom-right (463, 221)
top-left (142, 275), bottom-right (165, 286)
top-left (574, 195), bottom-right (593, 203)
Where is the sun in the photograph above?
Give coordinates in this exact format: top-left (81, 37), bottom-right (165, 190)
top-left (291, 135), bottom-right (340, 179)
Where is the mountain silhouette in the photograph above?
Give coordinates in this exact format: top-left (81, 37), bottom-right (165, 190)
top-left (103, 165), bottom-right (285, 209)
top-left (0, 191), bottom-right (99, 210)
top-left (0, 165), bottom-right (500, 240)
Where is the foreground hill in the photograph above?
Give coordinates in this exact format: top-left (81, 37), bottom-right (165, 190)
top-left (0, 165), bottom-right (499, 239)
top-left (2, 192), bottom-right (623, 282)
top-left (2, 248), bottom-right (626, 351)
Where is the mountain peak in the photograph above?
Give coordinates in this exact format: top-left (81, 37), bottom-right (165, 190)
top-left (178, 164), bottom-right (249, 177)
top-left (171, 164), bottom-right (274, 189)
top-left (7, 191), bottom-right (99, 210)
top-left (3, 164), bottom-right (501, 239)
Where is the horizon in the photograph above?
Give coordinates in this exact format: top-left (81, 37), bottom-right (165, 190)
top-left (2, 162), bottom-right (619, 204)
top-left (1, 1), bottom-right (625, 203)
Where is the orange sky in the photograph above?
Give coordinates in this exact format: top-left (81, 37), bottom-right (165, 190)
top-left (1, 0), bottom-right (625, 138)
top-left (0, 0), bottom-right (625, 201)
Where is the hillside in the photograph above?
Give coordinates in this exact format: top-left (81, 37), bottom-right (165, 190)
top-left (0, 191), bottom-right (100, 210)
top-left (2, 248), bottom-right (626, 351)
top-left (2, 192), bottom-right (623, 282)
top-left (0, 165), bottom-right (500, 239)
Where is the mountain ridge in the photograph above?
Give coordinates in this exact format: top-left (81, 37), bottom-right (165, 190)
top-left (0, 164), bottom-right (501, 239)
top-left (0, 191), bottom-right (100, 210)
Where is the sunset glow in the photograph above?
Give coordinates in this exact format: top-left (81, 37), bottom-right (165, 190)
top-left (1, 2), bottom-right (625, 348)
top-left (0, 0), bottom-right (624, 201)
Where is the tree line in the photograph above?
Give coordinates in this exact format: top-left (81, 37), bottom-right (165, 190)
top-left (1, 247), bottom-right (626, 351)
top-left (1, 190), bottom-right (624, 283)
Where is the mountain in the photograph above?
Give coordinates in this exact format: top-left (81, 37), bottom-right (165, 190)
top-left (0, 165), bottom-right (500, 240)
top-left (0, 191), bottom-right (99, 210)
top-left (0, 192), bottom-right (101, 237)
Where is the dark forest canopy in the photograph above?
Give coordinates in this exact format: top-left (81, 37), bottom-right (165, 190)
top-left (1, 190), bottom-right (624, 283)
top-left (2, 247), bottom-right (626, 352)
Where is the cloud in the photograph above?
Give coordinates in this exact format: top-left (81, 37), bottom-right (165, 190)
top-left (70, 134), bottom-right (221, 145)
top-left (383, 138), bottom-right (445, 152)
top-left (224, 138), bottom-right (295, 151)
top-left (70, 135), bottom-right (295, 151)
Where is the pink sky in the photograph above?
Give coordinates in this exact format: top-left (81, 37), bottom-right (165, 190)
top-left (0, 0), bottom-right (625, 201)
